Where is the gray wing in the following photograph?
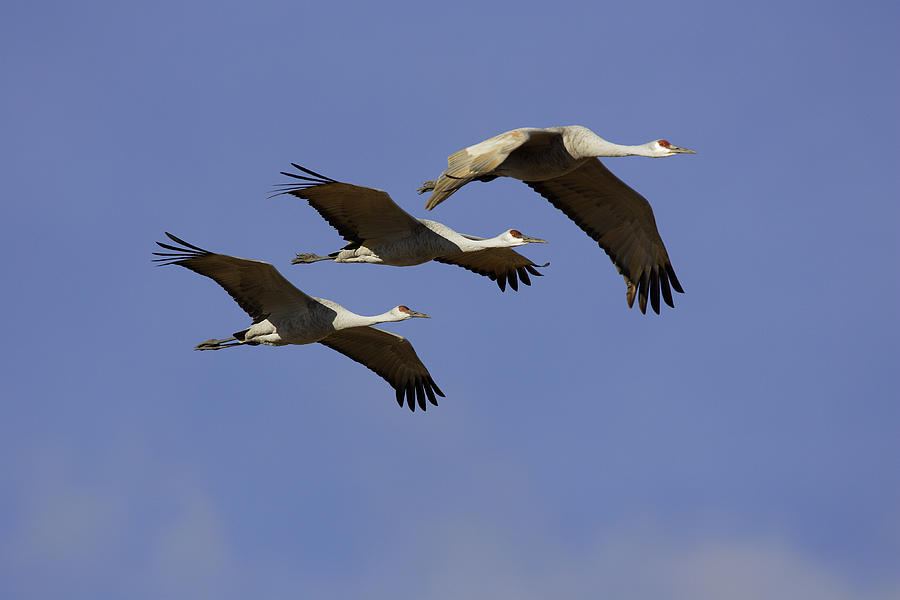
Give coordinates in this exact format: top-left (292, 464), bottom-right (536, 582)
top-left (318, 326), bottom-right (444, 412)
top-left (524, 159), bottom-right (684, 314)
top-left (424, 128), bottom-right (559, 209)
top-left (274, 164), bottom-right (422, 243)
top-left (153, 233), bottom-right (314, 322)
top-left (434, 247), bottom-right (548, 292)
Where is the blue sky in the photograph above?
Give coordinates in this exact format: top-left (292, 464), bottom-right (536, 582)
top-left (2, 1), bottom-right (898, 598)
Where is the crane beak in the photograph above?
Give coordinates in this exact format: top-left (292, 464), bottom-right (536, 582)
top-left (522, 235), bottom-right (548, 244)
top-left (408, 310), bottom-right (431, 319)
top-left (670, 145), bottom-right (697, 154)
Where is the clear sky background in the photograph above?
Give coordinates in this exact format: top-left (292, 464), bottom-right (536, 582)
top-left (2, 1), bottom-right (898, 598)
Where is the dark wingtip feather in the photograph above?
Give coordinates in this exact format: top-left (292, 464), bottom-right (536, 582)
top-left (395, 387), bottom-right (404, 407)
top-left (279, 171), bottom-right (320, 182)
top-left (508, 269), bottom-right (519, 291)
top-left (497, 273), bottom-right (507, 292)
top-left (154, 241), bottom-right (192, 254)
top-left (289, 163), bottom-right (338, 182)
top-left (430, 377), bottom-right (445, 398)
top-left (637, 272), bottom-right (649, 314)
top-left (164, 232), bottom-right (210, 253)
top-left (415, 382), bottom-right (427, 411)
top-left (268, 164), bottom-right (339, 199)
top-left (649, 269), bottom-right (661, 314)
top-left (153, 234), bottom-right (211, 265)
top-left (424, 382), bottom-right (438, 406)
top-left (517, 267), bottom-right (531, 287)
top-left (666, 263), bottom-right (685, 294)
top-left (660, 270), bottom-right (674, 308)
top-left (406, 384), bottom-right (416, 412)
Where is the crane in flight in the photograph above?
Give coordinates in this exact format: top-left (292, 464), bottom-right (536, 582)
top-left (418, 126), bottom-right (696, 314)
top-left (271, 164), bottom-right (549, 292)
top-left (153, 233), bottom-right (444, 411)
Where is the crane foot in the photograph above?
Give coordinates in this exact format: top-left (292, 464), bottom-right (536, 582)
top-left (194, 337), bottom-right (239, 351)
top-left (416, 180), bottom-right (436, 194)
top-left (292, 253), bottom-right (332, 264)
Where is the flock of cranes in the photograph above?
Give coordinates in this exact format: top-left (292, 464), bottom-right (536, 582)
top-left (155, 125), bottom-right (695, 411)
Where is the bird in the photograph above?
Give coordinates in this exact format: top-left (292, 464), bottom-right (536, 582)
top-left (270, 164), bottom-right (549, 292)
top-left (417, 125), bottom-right (696, 314)
top-left (152, 232), bottom-right (444, 411)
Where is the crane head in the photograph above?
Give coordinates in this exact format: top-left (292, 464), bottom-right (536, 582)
top-left (650, 139), bottom-right (697, 157)
top-left (393, 305), bottom-right (431, 320)
top-left (502, 229), bottom-right (548, 246)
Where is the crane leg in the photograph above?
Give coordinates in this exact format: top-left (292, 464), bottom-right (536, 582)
top-left (194, 337), bottom-right (241, 351)
top-left (291, 252), bottom-right (334, 264)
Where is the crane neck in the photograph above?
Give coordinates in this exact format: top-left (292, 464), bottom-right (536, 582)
top-left (333, 309), bottom-right (402, 330)
top-left (582, 138), bottom-right (652, 158)
top-left (566, 128), bottom-right (656, 158)
top-left (454, 234), bottom-right (521, 252)
top-left (470, 236), bottom-right (515, 250)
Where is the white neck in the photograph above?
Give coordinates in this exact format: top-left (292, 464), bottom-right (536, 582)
top-left (565, 127), bottom-right (659, 158)
top-left (457, 234), bottom-right (520, 252)
top-left (334, 309), bottom-right (403, 330)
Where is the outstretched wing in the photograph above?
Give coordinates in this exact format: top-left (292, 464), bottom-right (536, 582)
top-left (318, 326), bottom-right (445, 412)
top-left (434, 246), bottom-right (548, 292)
top-left (423, 128), bottom-right (559, 209)
top-left (525, 159), bottom-right (684, 314)
top-left (273, 164), bottom-right (421, 243)
top-left (153, 233), bottom-right (314, 322)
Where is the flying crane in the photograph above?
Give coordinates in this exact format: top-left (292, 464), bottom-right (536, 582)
top-left (153, 233), bottom-right (444, 411)
top-left (418, 126), bottom-right (696, 313)
top-left (272, 164), bottom-right (549, 292)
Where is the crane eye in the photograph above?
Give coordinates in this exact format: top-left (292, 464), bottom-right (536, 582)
top-left (398, 305), bottom-right (410, 312)
top-left (657, 139), bottom-right (671, 148)
top-left (510, 229), bottom-right (522, 238)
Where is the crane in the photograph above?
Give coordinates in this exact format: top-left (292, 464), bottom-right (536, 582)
top-left (271, 164), bottom-right (549, 292)
top-left (418, 126), bottom-right (696, 314)
top-left (153, 233), bottom-right (444, 411)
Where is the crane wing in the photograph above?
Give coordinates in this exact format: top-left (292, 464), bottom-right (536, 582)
top-left (273, 164), bottom-right (421, 243)
top-left (524, 159), bottom-right (684, 314)
top-left (424, 128), bottom-right (559, 209)
top-left (434, 246), bottom-right (548, 292)
top-left (153, 233), bottom-right (315, 323)
top-left (318, 326), bottom-right (445, 412)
